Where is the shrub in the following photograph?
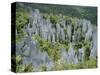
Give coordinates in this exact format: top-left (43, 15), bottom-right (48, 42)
top-left (78, 58), bottom-right (97, 69)
top-left (49, 14), bottom-right (59, 28)
top-left (33, 35), bottom-right (61, 62)
top-left (51, 60), bottom-right (67, 70)
top-left (63, 16), bottom-right (69, 21)
top-left (16, 8), bottom-right (29, 42)
top-left (16, 55), bottom-right (22, 64)
top-left (84, 41), bottom-right (91, 61)
top-left (42, 13), bottom-right (50, 20)
top-left (65, 17), bottom-right (72, 25)
top-left (71, 18), bottom-right (77, 27)
top-left (64, 28), bottom-right (67, 34)
top-left (40, 65), bottom-right (47, 71)
top-left (16, 63), bottom-right (34, 72)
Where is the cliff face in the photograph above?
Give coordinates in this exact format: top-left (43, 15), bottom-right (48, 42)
top-left (16, 9), bottom-right (97, 70)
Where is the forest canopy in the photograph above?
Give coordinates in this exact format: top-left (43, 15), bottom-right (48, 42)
top-left (16, 2), bottom-right (97, 25)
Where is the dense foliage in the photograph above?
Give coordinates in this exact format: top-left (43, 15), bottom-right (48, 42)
top-left (24, 3), bottom-right (97, 25)
top-left (16, 7), bottom-right (29, 42)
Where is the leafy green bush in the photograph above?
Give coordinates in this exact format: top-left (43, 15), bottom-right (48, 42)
top-left (64, 28), bottom-right (67, 34)
top-left (78, 59), bottom-right (97, 69)
top-left (40, 65), bottom-right (47, 71)
top-left (33, 35), bottom-right (61, 62)
top-left (16, 8), bottom-right (29, 42)
top-left (51, 60), bottom-right (66, 70)
top-left (63, 16), bottom-right (69, 21)
top-left (49, 14), bottom-right (59, 28)
top-left (16, 63), bottom-right (34, 72)
top-left (84, 41), bottom-right (91, 61)
top-left (84, 59), bottom-right (97, 68)
top-left (42, 13), bottom-right (50, 20)
top-left (71, 18), bottom-right (77, 27)
top-left (65, 17), bottom-right (72, 25)
top-left (16, 55), bottom-right (22, 64)
top-left (51, 58), bottom-right (97, 71)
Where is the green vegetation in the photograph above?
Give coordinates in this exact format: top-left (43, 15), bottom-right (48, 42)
top-left (26, 3), bottom-right (97, 25)
top-left (15, 55), bottom-right (97, 72)
top-left (71, 18), bottom-right (77, 27)
top-left (42, 13), bottom-right (50, 20)
top-left (84, 41), bottom-right (91, 61)
top-left (64, 28), bottom-right (67, 33)
top-left (16, 7), bottom-right (29, 42)
top-left (51, 58), bottom-right (97, 70)
top-left (16, 63), bottom-right (34, 72)
top-left (11, 54), bottom-right (34, 72)
top-left (16, 55), bottom-right (22, 64)
top-left (40, 64), bottom-right (47, 71)
top-left (15, 55), bottom-right (34, 72)
top-left (49, 14), bottom-right (61, 29)
top-left (33, 35), bottom-right (61, 62)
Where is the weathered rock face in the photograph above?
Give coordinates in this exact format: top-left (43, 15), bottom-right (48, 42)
top-left (16, 9), bottom-right (97, 70)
